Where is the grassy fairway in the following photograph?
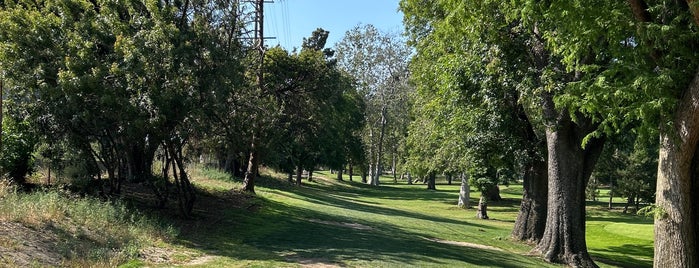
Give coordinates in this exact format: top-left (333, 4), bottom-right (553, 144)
top-left (584, 193), bottom-right (654, 267)
top-left (138, 167), bottom-right (653, 268)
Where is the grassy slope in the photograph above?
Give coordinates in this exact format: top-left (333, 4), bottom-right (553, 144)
top-left (158, 168), bottom-right (653, 268)
top-left (0, 181), bottom-right (175, 267)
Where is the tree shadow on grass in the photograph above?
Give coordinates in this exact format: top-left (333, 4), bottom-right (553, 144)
top-left (586, 214), bottom-right (654, 225)
top-left (286, 183), bottom-right (494, 229)
top-left (591, 244), bottom-right (653, 268)
top-left (174, 196), bottom-right (549, 267)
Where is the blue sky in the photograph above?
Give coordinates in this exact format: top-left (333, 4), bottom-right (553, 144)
top-left (263, 0), bottom-right (404, 51)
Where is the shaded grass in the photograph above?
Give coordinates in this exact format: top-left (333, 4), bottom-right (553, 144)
top-left (168, 169), bottom-right (554, 267)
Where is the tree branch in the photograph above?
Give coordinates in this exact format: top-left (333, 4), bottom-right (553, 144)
top-left (627, 0), bottom-right (662, 62)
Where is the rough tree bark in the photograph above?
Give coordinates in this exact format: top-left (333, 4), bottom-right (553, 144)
top-left (532, 93), bottom-right (604, 267)
top-left (653, 68), bottom-right (699, 268)
top-left (512, 156), bottom-right (548, 243)
top-left (623, 1), bottom-right (699, 265)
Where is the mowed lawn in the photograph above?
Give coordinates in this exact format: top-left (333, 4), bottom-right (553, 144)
top-left (146, 167), bottom-right (653, 268)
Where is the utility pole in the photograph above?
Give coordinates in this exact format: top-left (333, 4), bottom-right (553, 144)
top-left (242, 0), bottom-right (273, 193)
top-left (0, 78), bottom-right (3, 181)
top-left (0, 78), bottom-right (3, 160)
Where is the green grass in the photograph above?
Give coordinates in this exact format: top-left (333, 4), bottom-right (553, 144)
top-left (156, 168), bottom-right (653, 267)
top-left (583, 189), bottom-right (654, 267)
top-left (1, 168), bottom-right (654, 267)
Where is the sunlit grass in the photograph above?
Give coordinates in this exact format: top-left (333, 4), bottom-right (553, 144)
top-left (0, 181), bottom-right (175, 267)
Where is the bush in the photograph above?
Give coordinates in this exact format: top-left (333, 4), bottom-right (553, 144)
top-left (0, 116), bottom-right (37, 185)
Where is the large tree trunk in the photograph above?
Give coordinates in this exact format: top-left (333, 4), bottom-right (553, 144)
top-left (653, 68), bottom-right (699, 268)
top-left (337, 168), bottom-right (343, 181)
top-left (458, 173), bottom-right (470, 208)
top-left (512, 156), bottom-right (548, 243)
top-left (533, 108), bottom-right (604, 268)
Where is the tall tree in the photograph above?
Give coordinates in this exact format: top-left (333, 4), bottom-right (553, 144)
top-left (259, 29), bottom-right (364, 187)
top-left (516, 1), bottom-right (698, 266)
top-left (401, 0), bottom-right (548, 242)
top-left (401, 1), bottom-right (612, 266)
top-left (335, 24), bottom-right (412, 186)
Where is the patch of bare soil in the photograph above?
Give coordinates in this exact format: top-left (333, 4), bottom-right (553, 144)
top-left (186, 255), bottom-right (216, 265)
top-left (286, 257), bottom-right (342, 268)
top-left (296, 258), bottom-right (342, 268)
top-left (139, 246), bottom-right (176, 264)
top-left (423, 237), bottom-right (504, 252)
top-left (139, 246), bottom-right (214, 266)
top-left (307, 219), bottom-right (374, 231)
top-left (0, 221), bottom-right (63, 267)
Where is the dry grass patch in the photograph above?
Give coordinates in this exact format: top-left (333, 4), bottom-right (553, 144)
top-left (0, 182), bottom-right (175, 267)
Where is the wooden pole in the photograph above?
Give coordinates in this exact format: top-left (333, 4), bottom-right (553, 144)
top-left (0, 78), bottom-right (3, 180)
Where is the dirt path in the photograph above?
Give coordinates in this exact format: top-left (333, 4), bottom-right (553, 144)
top-left (422, 237), bottom-right (505, 252)
top-left (0, 221), bottom-right (63, 267)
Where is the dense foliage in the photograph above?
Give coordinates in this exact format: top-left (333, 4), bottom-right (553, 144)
top-left (0, 0), bottom-right (364, 216)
